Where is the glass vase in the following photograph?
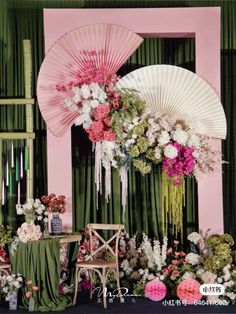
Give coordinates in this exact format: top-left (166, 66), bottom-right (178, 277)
top-left (28, 296), bottom-right (35, 312)
top-left (43, 221), bottom-right (49, 237)
top-left (8, 290), bottom-right (18, 310)
top-left (51, 212), bottom-right (62, 235)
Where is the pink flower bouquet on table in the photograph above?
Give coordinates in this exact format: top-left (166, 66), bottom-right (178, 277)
top-left (41, 193), bottom-right (66, 214)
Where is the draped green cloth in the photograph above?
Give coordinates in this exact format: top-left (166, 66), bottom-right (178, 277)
top-left (10, 238), bottom-right (72, 312)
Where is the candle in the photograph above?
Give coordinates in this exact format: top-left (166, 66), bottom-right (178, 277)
top-left (17, 181), bottom-right (20, 204)
top-left (11, 141), bottom-right (14, 167)
top-left (20, 149), bottom-right (23, 178)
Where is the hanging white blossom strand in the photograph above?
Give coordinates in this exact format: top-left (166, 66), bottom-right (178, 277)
top-left (94, 142), bottom-right (102, 209)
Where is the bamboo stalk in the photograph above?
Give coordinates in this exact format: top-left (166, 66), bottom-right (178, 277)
top-left (0, 98), bottom-right (34, 105)
top-left (23, 39), bottom-right (34, 199)
top-left (0, 139), bottom-right (2, 224)
top-left (0, 133), bottom-right (35, 140)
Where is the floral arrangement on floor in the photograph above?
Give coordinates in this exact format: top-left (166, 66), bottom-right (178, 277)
top-left (41, 193), bottom-right (66, 214)
top-left (0, 273), bottom-right (23, 301)
top-left (57, 53), bottom-right (223, 236)
top-left (75, 229), bottom-right (236, 304)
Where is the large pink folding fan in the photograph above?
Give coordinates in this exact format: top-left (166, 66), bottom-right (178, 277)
top-left (37, 23), bottom-right (143, 137)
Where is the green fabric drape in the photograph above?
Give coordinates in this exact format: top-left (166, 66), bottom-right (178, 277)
top-left (10, 238), bottom-right (71, 311)
top-left (0, 0), bottom-right (235, 240)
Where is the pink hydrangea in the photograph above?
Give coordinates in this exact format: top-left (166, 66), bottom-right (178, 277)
top-left (103, 130), bottom-right (116, 141)
top-left (94, 104), bottom-right (110, 121)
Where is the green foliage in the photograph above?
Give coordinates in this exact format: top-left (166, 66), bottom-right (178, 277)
top-left (204, 234), bottom-right (234, 273)
top-left (133, 281), bottom-right (146, 296)
top-left (0, 225), bottom-right (13, 247)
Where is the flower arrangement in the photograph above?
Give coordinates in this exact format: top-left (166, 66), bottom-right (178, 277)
top-left (0, 273), bottom-right (23, 300)
top-left (16, 198), bottom-right (48, 224)
top-left (17, 222), bottom-right (42, 243)
top-left (41, 193), bottom-right (66, 214)
top-left (57, 54), bottom-right (223, 236)
top-left (76, 229), bottom-right (236, 304)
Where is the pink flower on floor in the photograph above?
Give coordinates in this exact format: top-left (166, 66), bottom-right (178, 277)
top-left (171, 270), bottom-right (180, 277)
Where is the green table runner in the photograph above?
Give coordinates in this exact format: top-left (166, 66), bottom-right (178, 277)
top-left (10, 237), bottom-right (72, 311)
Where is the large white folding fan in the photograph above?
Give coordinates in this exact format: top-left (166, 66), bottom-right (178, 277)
top-left (37, 23), bottom-right (143, 137)
top-left (117, 65), bottom-right (227, 139)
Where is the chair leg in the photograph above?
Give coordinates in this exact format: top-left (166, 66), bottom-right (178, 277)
top-left (116, 267), bottom-right (124, 303)
top-left (102, 268), bottom-right (107, 309)
top-left (73, 267), bottom-right (79, 306)
top-left (89, 270), bottom-right (93, 300)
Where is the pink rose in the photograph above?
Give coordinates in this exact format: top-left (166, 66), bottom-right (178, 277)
top-left (171, 270), bottom-right (180, 277)
top-left (167, 264), bottom-right (175, 271)
top-left (113, 99), bottom-right (119, 109)
top-left (163, 268), bottom-right (169, 276)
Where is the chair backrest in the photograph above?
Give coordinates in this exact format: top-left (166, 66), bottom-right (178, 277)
top-left (87, 223), bottom-right (124, 262)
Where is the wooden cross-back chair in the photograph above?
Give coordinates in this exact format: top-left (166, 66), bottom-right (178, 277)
top-left (73, 223), bottom-right (124, 308)
top-left (0, 263), bottom-right (11, 276)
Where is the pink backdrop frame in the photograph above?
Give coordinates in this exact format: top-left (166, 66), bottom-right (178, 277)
top-left (43, 8), bottom-right (223, 233)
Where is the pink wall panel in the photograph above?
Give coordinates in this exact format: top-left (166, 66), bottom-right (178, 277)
top-left (44, 7), bottom-right (223, 233)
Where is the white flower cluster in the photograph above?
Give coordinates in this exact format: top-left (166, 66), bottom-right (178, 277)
top-left (197, 269), bottom-right (217, 284)
top-left (146, 113), bottom-right (198, 149)
top-left (187, 232), bottom-right (203, 245)
top-left (17, 222), bottom-right (42, 243)
top-left (153, 236), bottom-right (168, 271)
top-left (16, 198), bottom-right (48, 223)
top-left (140, 234), bottom-right (155, 270)
top-left (65, 83), bottom-right (108, 128)
top-left (182, 271), bottom-right (196, 280)
top-left (0, 273), bottom-right (23, 300)
top-left (185, 252), bottom-right (201, 265)
top-left (164, 144), bottom-right (178, 159)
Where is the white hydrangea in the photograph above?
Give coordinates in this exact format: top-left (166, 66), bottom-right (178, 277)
top-left (187, 232), bottom-right (203, 244)
top-left (186, 252), bottom-right (201, 265)
top-left (158, 131), bottom-right (170, 146)
top-left (199, 270), bottom-right (217, 284)
top-left (164, 144), bottom-right (178, 159)
top-left (90, 99), bottom-right (99, 108)
top-left (172, 129), bottom-right (188, 145)
top-left (80, 84), bottom-right (91, 99)
top-left (97, 89), bottom-right (107, 103)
